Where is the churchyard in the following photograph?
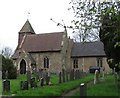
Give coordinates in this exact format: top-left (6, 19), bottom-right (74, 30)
top-left (2, 69), bottom-right (120, 97)
top-left (2, 69), bottom-right (93, 96)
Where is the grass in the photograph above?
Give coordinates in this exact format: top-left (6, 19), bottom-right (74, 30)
top-left (0, 80), bottom-right (2, 95)
top-left (3, 73), bottom-right (94, 96)
top-left (71, 74), bottom-right (119, 96)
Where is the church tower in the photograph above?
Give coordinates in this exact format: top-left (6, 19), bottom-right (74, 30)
top-left (18, 19), bottom-right (35, 47)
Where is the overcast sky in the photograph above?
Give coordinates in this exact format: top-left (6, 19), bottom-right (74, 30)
top-left (0, 0), bottom-right (74, 51)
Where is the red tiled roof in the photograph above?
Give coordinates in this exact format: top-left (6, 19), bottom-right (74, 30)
top-left (21, 32), bottom-right (64, 52)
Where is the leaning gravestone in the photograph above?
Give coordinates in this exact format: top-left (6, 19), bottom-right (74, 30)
top-left (3, 80), bottom-right (10, 92)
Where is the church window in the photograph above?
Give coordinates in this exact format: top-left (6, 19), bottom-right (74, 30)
top-left (97, 57), bottom-right (103, 67)
top-left (44, 57), bottom-right (49, 68)
top-left (73, 59), bottom-right (78, 68)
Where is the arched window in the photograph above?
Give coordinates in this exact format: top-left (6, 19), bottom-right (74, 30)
top-left (20, 59), bottom-right (26, 74)
top-left (44, 57), bottom-right (49, 68)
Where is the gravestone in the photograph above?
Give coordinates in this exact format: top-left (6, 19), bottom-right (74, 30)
top-left (33, 68), bottom-right (39, 81)
top-left (24, 81), bottom-right (29, 90)
top-left (75, 70), bottom-right (77, 80)
top-left (26, 70), bottom-right (31, 84)
top-left (3, 80), bottom-right (10, 92)
top-left (20, 81), bottom-right (29, 90)
top-left (20, 81), bottom-right (24, 90)
top-left (71, 69), bottom-right (74, 80)
top-left (40, 78), bottom-right (44, 86)
top-left (78, 70), bottom-right (80, 79)
top-left (44, 72), bottom-right (48, 83)
top-left (77, 70), bottom-right (79, 79)
top-left (38, 69), bottom-right (43, 81)
top-left (80, 83), bottom-right (86, 97)
top-left (94, 70), bottom-right (99, 84)
top-left (66, 71), bottom-right (69, 82)
top-left (79, 70), bottom-right (83, 79)
top-left (62, 69), bottom-right (65, 82)
top-left (59, 72), bottom-right (62, 83)
top-left (70, 70), bottom-right (72, 81)
top-left (30, 77), bottom-right (37, 88)
top-left (46, 76), bottom-right (50, 85)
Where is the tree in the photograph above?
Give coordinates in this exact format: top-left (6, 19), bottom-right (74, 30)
top-left (69, 1), bottom-right (120, 71)
top-left (69, 0), bottom-right (101, 42)
top-left (100, 2), bottom-right (120, 72)
top-left (2, 55), bottom-right (17, 79)
top-left (2, 47), bottom-right (13, 58)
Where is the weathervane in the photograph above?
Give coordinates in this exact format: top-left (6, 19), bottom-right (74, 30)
top-left (27, 12), bottom-right (30, 20)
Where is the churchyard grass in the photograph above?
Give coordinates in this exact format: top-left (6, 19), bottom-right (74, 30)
top-left (71, 74), bottom-right (119, 96)
top-left (0, 80), bottom-right (2, 95)
top-left (3, 73), bottom-right (94, 96)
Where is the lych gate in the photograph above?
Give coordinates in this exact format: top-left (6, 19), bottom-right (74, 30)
top-left (20, 59), bottom-right (26, 74)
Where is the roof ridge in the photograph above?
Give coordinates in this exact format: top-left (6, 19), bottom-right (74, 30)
top-left (26, 32), bottom-right (64, 37)
top-left (37, 32), bottom-right (64, 35)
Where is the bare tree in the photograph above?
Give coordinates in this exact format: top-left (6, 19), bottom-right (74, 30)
top-left (68, 0), bottom-right (101, 42)
top-left (2, 47), bottom-right (13, 58)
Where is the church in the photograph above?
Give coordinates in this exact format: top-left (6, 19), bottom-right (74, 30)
top-left (12, 20), bottom-right (111, 74)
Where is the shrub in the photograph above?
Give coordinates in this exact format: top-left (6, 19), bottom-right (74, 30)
top-left (2, 55), bottom-right (17, 79)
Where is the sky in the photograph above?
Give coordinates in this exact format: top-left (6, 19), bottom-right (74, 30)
top-left (0, 0), bottom-right (74, 51)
